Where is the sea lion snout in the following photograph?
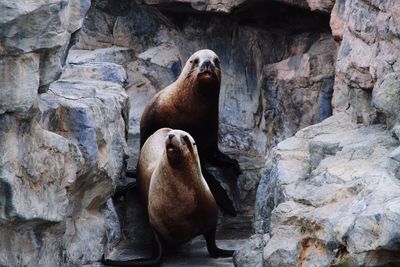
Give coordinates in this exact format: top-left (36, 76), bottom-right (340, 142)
top-left (165, 130), bottom-right (198, 164)
top-left (166, 134), bottom-right (180, 151)
top-left (200, 59), bottom-right (215, 73)
top-left (165, 131), bottom-right (195, 165)
top-left (198, 58), bottom-right (217, 80)
top-left (166, 133), bottom-right (181, 162)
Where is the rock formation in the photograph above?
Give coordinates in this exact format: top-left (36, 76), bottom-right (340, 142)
top-left (1, 0), bottom-right (399, 266)
top-left (236, 1), bottom-right (400, 266)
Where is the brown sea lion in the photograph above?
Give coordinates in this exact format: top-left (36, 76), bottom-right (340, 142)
top-left (139, 49), bottom-right (241, 216)
top-left (102, 128), bottom-right (234, 266)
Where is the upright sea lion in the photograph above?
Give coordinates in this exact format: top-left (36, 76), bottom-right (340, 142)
top-left (140, 49), bottom-right (241, 216)
top-left (102, 128), bottom-right (234, 266)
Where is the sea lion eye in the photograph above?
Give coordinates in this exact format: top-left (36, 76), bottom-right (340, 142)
top-left (214, 57), bottom-right (220, 66)
top-left (192, 58), bottom-right (199, 65)
top-left (193, 143), bottom-right (196, 146)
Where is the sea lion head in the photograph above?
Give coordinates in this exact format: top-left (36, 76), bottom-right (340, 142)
top-left (182, 49), bottom-right (221, 87)
top-left (164, 130), bottom-right (200, 168)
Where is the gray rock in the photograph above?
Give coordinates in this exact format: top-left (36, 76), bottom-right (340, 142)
top-left (332, 0), bottom-right (400, 125)
top-left (102, 198), bottom-right (122, 252)
top-left (139, 0), bottom-right (247, 13)
top-left (372, 72), bottom-right (400, 128)
top-left (389, 146), bottom-right (400, 163)
top-left (67, 47), bottom-right (136, 65)
top-left (0, 0), bottom-right (91, 91)
top-left (74, 4), bottom-right (117, 49)
top-left (140, 0), bottom-right (335, 13)
top-left (233, 234), bottom-right (267, 267)
top-left (60, 62), bottom-right (128, 86)
top-left (274, 0), bottom-right (335, 13)
top-left (0, 21), bottom-right (129, 264)
top-left (0, 53), bottom-right (39, 115)
top-left (38, 76), bottom-right (129, 264)
top-left (255, 113), bottom-right (400, 266)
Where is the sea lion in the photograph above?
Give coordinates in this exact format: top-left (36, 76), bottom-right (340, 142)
top-left (139, 49), bottom-right (241, 216)
top-left (102, 128), bottom-right (234, 266)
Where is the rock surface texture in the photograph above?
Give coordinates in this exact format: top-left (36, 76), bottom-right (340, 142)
top-left (1, 0), bottom-right (399, 266)
top-left (250, 113), bottom-right (400, 266)
top-left (235, 0), bottom-right (400, 266)
top-left (0, 1), bottom-right (129, 265)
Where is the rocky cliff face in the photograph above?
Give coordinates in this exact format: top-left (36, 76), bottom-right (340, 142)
top-left (237, 1), bottom-right (400, 267)
top-left (0, 0), bottom-right (399, 266)
top-left (0, 1), bottom-right (127, 266)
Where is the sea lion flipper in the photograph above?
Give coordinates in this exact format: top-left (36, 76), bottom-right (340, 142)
top-left (202, 169), bottom-right (237, 216)
top-left (209, 149), bottom-right (242, 176)
top-left (113, 180), bottom-right (137, 200)
top-left (101, 229), bottom-right (163, 267)
top-left (204, 229), bottom-right (235, 258)
top-left (126, 169), bottom-right (137, 178)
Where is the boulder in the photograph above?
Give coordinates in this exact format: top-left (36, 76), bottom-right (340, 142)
top-left (254, 113), bottom-right (400, 266)
top-left (0, 45), bottom-right (129, 266)
top-left (332, 0), bottom-right (400, 125)
top-left (0, 53), bottom-right (39, 115)
top-left (0, 0), bottom-right (90, 88)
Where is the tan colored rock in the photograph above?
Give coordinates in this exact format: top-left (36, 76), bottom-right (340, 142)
top-left (273, 0), bottom-right (334, 13)
top-left (330, 0), bottom-right (345, 40)
top-left (306, 0), bottom-right (335, 12)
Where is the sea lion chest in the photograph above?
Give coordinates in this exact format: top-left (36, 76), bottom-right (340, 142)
top-left (155, 91), bottom-right (218, 153)
top-left (147, 166), bottom-right (218, 246)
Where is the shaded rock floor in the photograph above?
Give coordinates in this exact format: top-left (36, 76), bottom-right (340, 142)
top-left (162, 237), bottom-right (247, 267)
top-left (98, 215), bottom-right (252, 266)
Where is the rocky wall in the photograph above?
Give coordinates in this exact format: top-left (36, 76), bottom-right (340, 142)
top-left (236, 0), bottom-right (400, 266)
top-left (0, 1), bottom-right (130, 266)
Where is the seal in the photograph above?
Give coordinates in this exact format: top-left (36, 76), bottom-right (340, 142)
top-left (139, 49), bottom-right (241, 216)
top-left (102, 128), bottom-right (234, 266)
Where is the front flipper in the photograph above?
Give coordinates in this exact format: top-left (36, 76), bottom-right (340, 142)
top-left (102, 230), bottom-right (163, 267)
top-left (204, 229), bottom-right (234, 258)
top-left (202, 168), bottom-right (237, 216)
top-left (113, 180), bottom-right (137, 200)
top-left (209, 149), bottom-right (242, 176)
top-left (112, 169), bottom-right (137, 200)
top-left (126, 169), bottom-right (137, 178)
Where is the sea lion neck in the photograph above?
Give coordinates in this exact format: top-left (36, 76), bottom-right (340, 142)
top-left (176, 77), bottom-right (220, 104)
top-left (162, 153), bottom-right (203, 185)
